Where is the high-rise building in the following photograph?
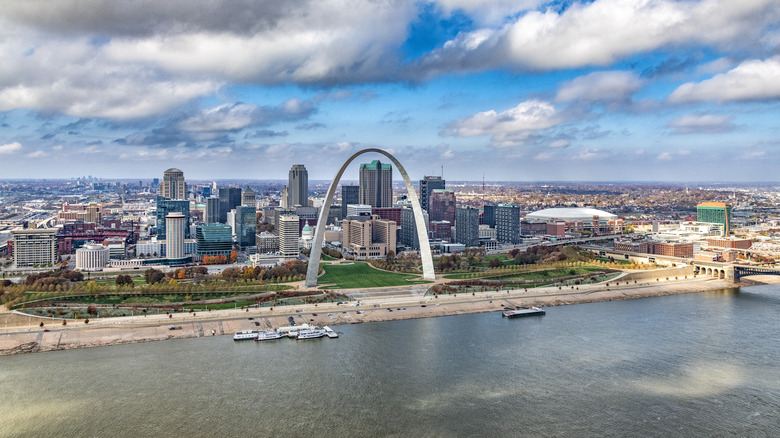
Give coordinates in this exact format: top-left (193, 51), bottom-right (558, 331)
top-left (12, 228), bottom-right (58, 268)
top-left (156, 197), bottom-right (189, 240)
top-left (235, 205), bottom-right (257, 247)
top-left (482, 204), bottom-right (496, 227)
top-left (288, 164), bottom-right (309, 207)
top-left (400, 207), bottom-right (428, 250)
top-left (196, 224), bottom-right (233, 257)
top-left (279, 215), bottom-right (300, 260)
top-left (455, 206), bottom-right (480, 247)
top-left (242, 187), bottom-right (256, 206)
top-left (359, 160), bottom-right (392, 208)
top-left (429, 189), bottom-right (456, 224)
top-left (205, 197), bottom-right (220, 224)
top-left (165, 212), bottom-right (186, 260)
top-left (419, 176), bottom-right (445, 212)
top-left (341, 184), bottom-right (360, 219)
top-left (342, 215), bottom-right (396, 259)
top-left (496, 204), bottom-right (521, 244)
top-left (218, 187), bottom-right (242, 223)
top-left (697, 202), bottom-right (731, 235)
top-left (160, 168), bottom-right (187, 200)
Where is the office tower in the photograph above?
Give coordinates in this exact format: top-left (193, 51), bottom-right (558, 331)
top-left (196, 224), bottom-right (233, 257)
top-left (279, 215), bottom-right (300, 260)
top-left (456, 206), bottom-right (480, 247)
top-left (11, 228), bottom-right (58, 268)
top-left (342, 215), bottom-right (396, 259)
top-left (288, 164), bottom-right (309, 207)
top-left (205, 197), bottom-right (220, 224)
top-left (165, 212), bottom-right (186, 260)
top-left (347, 204), bottom-right (373, 217)
top-left (156, 197), bottom-right (189, 240)
top-left (280, 185), bottom-right (289, 207)
top-left (429, 189), bottom-right (456, 224)
top-left (160, 168), bottom-right (187, 200)
top-left (697, 202), bottom-right (731, 235)
top-left (482, 204), bottom-right (496, 227)
top-left (242, 187), bottom-right (256, 206)
top-left (400, 207), bottom-right (428, 250)
top-left (341, 184), bottom-right (360, 219)
top-left (419, 176), bottom-right (445, 212)
top-left (235, 205), bottom-right (257, 247)
top-left (496, 204), bottom-right (521, 244)
top-left (359, 160), bottom-right (392, 208)
top-left (218, 187), bottom-right (242, 223)
top-left (201, 185), bottom-right (212, 198)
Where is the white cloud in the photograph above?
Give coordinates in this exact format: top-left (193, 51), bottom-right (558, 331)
top-left (555, 71), bottom-right (643, 103)
top-left (668, 56), bottom-right (780, 103)
top-left (441, 100), bottom-right (561, 147)
top-left (667, 114), bottom-right (736, 134)
top-left (435, 0), bottom-right (543, 26)
top-left (414, 0), bottom-right (778, 74)
top-left (25, 150), bottom-right (48, 158)
top-left (549, 139), bottom-right (570, 148)
top-left (0, 142), bottom-right (23, 154)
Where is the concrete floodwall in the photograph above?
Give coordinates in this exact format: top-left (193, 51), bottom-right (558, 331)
top-left (619, 265), bottom-right (695, 282)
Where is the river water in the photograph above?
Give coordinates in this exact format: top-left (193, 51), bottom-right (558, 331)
top-left (2, 284), bottom-right (780, 437)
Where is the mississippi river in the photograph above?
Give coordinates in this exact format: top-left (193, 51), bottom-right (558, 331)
top-left (2, 284), bottom-right (779, 437)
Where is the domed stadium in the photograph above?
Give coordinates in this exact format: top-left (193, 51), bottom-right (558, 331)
top-left (526, 207), bottom-right (621, 234)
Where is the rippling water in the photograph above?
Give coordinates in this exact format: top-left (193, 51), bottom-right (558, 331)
top-left (2, 285), bottom-right (780, 437)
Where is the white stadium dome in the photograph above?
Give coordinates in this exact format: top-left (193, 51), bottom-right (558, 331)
top-left (526, 207), bottom-right (617, 222)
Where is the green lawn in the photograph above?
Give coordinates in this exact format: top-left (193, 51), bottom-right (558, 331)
top-left (317, 262), bottom-right (428, 289)
top-left (488, 266), bottom-right (606, 282)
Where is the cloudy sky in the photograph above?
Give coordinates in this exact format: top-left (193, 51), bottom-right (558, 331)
top-left (1, 0), bottom-right (779, 181)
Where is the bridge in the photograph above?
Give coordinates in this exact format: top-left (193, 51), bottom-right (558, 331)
top-left (691, 261), bottom-right (780, 282)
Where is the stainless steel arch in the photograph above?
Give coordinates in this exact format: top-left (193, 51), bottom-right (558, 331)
top-left (305, 148), bottom-right (435, 287)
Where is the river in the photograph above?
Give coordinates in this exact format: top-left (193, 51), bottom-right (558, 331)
top-left (2, 284), bottom-right (779, 437)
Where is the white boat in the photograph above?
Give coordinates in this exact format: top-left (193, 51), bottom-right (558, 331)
top-left (502, 306), bottom-right (546, 318)
top-left (233, 330), bottom-right (259, 340)
top-left (296, 329), bottom-right (326, 339)
top-left (255, 331), bottom-right (283, 341)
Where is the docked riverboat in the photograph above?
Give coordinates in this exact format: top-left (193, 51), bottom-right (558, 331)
top-left (233, 330), bottom-right (260, 340)
top-left (255, 331), bottom-right (283, 341)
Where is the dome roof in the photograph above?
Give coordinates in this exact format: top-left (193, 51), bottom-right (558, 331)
top-left (526, 207), bottom-right (617, 222)
top-left (164, 168), bottom-right (183, 173)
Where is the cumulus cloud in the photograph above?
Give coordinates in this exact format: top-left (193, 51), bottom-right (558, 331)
top-left (668, 56), bottom-right (780, 102)
top-left (176, 100), bottom-right (314, 133)
top-left (411, 0), bottom-right (779, 75)
top-left (0, 142), bottom-right (23, 154)
top-left (555, 71), bottom-right (643, 104)
top-left (441, 100), bottom-right (561, 147)
top-left (667, 114), bottom-right (736, 135)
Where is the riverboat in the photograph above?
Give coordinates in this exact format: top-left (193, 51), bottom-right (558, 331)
top-left (502, 306), bottom-right (546, 318)
top-left (233, 330), bottom-right (259, 340)
top-left (254, 331), bottom-right (283, 341)
top-left (296, 329), bottom-right (326, 339)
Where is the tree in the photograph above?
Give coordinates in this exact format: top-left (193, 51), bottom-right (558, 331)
top-left (144, 268), bottom-right (164, 285)
top-left (230, 251), bottom-right (237, 263)
top-left (386, 250), bottom-right (395, 263)
top-left (222, 267), bottom-right (241, 281)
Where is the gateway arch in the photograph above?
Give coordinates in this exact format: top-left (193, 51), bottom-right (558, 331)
top-left (305, 148), bottom-right (435, 288)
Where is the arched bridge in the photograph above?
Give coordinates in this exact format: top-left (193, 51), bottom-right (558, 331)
top-left (692, 261), bottom-right (780, 282)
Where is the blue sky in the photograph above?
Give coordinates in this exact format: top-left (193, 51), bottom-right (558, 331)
top-left (1, 0), bottom-right (779, 181)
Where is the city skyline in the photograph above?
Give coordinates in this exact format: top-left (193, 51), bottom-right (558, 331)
top-left (1, 1), bottom-right (780, 181)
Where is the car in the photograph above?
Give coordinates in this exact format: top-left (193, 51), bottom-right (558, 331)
top-left (248, 317), bottom-right (254, 320)
top-left (312, 313), bottom-right (318, 316)
top-left (421, 305), bottom-right (426, 307)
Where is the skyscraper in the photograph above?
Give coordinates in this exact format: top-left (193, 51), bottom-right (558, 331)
top-left (205, 197), bottom-right (220, 224)
top-left (496, 204), bottom-right (521, 244)
top-left (419, 176), bottom-right (445, 212)
top-left (429, 189), bottom-right (456, 224)
top-left (160, 168), bottom-right (186, 200)
top-left (400, 207), bottom-right (428, 250)
top-left (235, 205), bottom-right (257, 247)
top-left (482, 204), bottom-right (496, 227)
top-left (12, 228), bottom-right (58, 268)
top-left (455, 206), bottom-right (480, 247)
top-left (288, 164), bottom-right (309, 207)
top-left (241, 187), bottom-right (256, 206)
top-left (156, 197), bottom-right (189, 239)
top-left (279, 215), bottom-right (300, 260)
top-left (218, 187), bottom-right (242, 223)
top-left (165, 212), bottom-right (186, 260)
top-left (359, 160), bottom-right (392, 208)
top-left (341, 184), bottom-right (360, 219)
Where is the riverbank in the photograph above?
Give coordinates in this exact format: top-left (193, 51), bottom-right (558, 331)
top-left (0, 277), bottom-right (742, 355)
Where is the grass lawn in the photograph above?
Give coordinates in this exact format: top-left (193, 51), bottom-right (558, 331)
top-left (321, 254), bottom-right (338, 261)
top-left (317, 262), bottom-right (428, 289)
top-left (488, 266), bottom-right (606, 282)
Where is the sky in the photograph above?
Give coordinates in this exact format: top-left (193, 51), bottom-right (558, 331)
top-left (1, 0), bottom-right (780, 182)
